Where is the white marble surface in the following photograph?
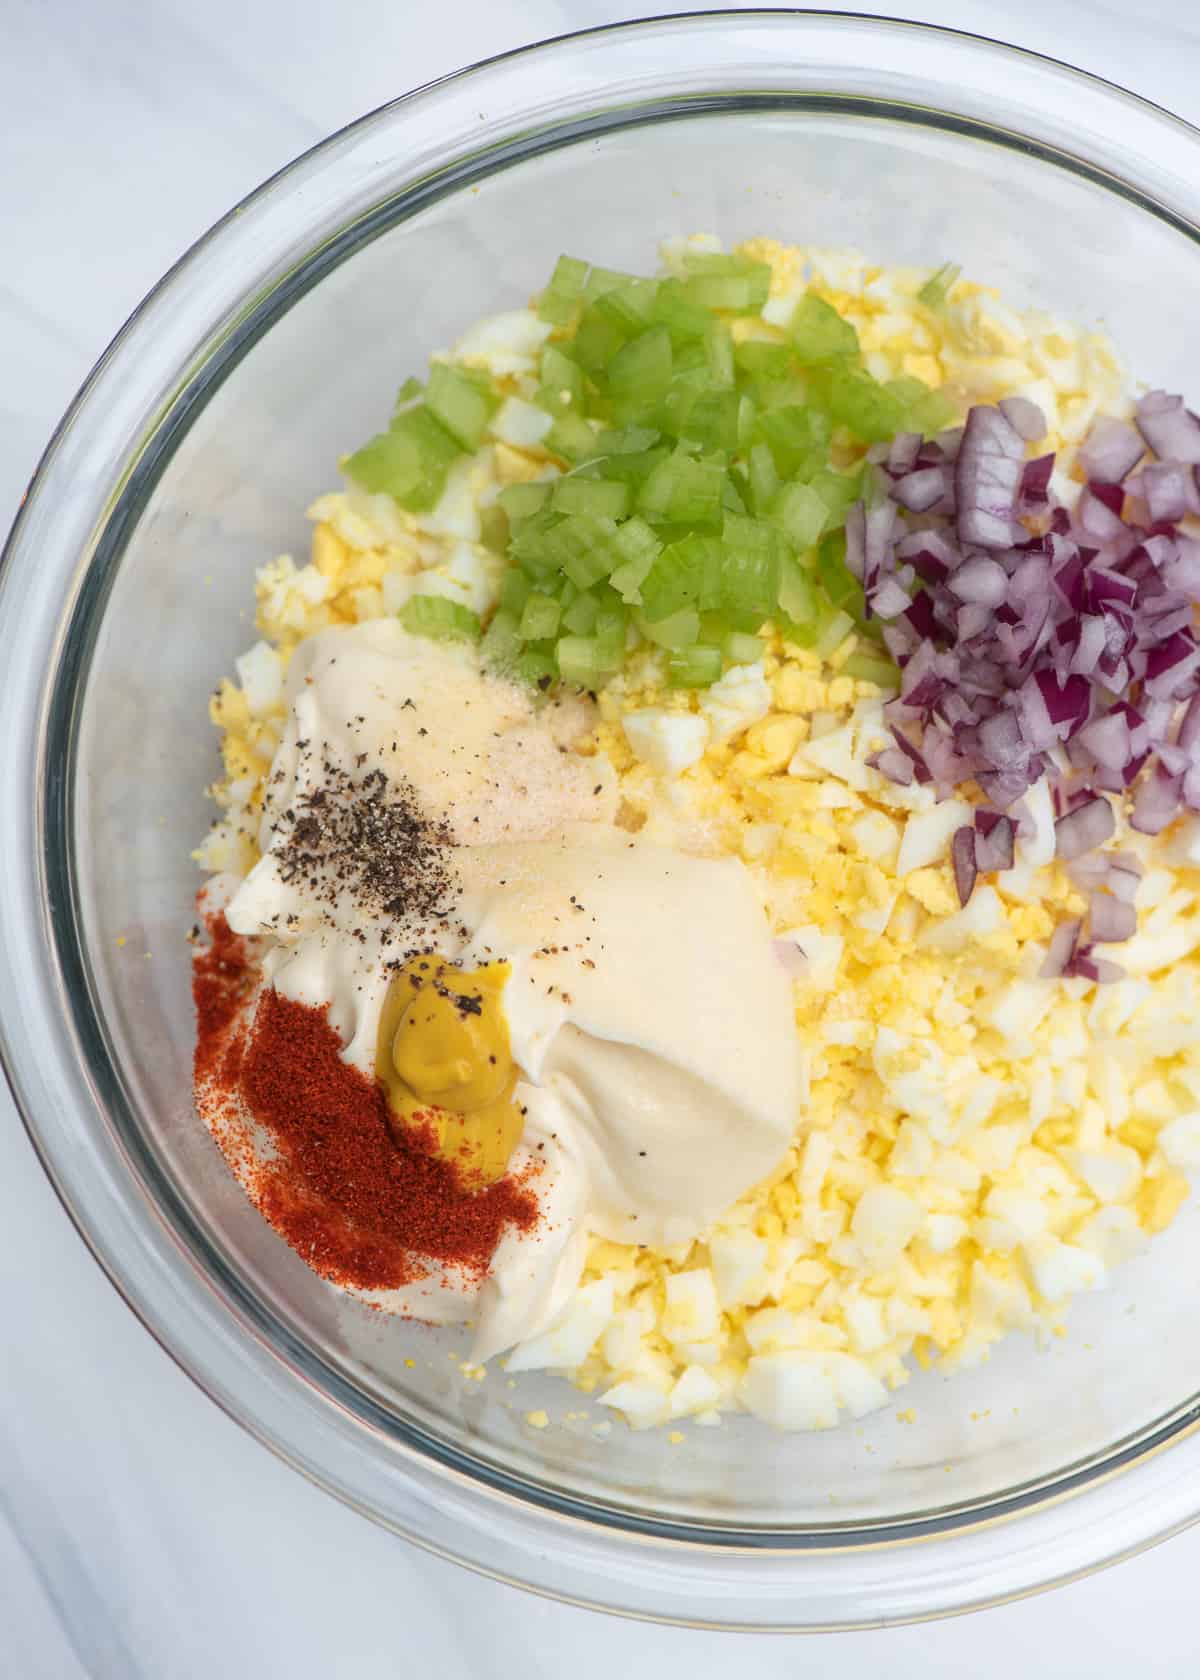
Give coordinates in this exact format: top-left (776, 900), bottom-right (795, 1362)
top-left (5, 1), bottom-right (1200, 1672)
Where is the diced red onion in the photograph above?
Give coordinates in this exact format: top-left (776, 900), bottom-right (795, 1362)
top-left (974, 812), bottom-right (1015, 872)
top-left (772, 938), bottom-right (809, 977)
top-left (843, 502), bottom-right (866, 582)
top-left (1130, 763), bottom-right (1182, 834)
top-left (1162, 536), bottom-right (1200, 601)
top-left (1075, 710), bottom-right (1131, 771)
top-left (868, 576), bottom-right (912, 620)
top-left (887, 432), bottom-right (922, 476)
top-left (956, 405), bottom-right (1025, 549)
top-left (1077, 486), bottom-right (1127, 542)
top-left (949, 555), bottom-right (1008, 605)
top-left (892, 466), bottom-right (949, 513)
top-left (1041, 918), bottom-right (1082, 979)
top-left (1089, 892), bottom-right (1137, 943)
top-left (1054, 794), bottom-right (1116, 860)
top-left (952, 825), bottom-right (978, 906)
top-left (1144, 630), bottom-right (1200, 700)
top-left (1132, 462), bottom-right (1200, 524)
top-left (1079, 416), bottom-right (1144, 483)
top-left (869, 748), bottom-right (915, 786)
top-left (1020, 453), bottom-right (1056, 507)
top-left (999, 396), bottom-right (1046, 442)
top-left (1136, 391), bottom-right (1200, 465)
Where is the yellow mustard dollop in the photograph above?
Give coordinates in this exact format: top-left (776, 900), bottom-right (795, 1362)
top-left (376, 960), bottom-right (523, 1191)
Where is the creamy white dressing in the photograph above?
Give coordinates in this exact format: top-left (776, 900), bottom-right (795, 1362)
top-left (218, 621), bottom-right (801, 1361)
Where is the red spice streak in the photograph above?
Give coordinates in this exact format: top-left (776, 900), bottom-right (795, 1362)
top-left (192, 912), bottom-right (253, 1083)
top-left (194, 924), bottom-right (538, 1293)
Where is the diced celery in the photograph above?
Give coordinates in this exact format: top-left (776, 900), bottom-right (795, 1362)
top-left (676, 253), bottom-right (771, 315)
top-left (778, 554), bottom-right (818, 625)
top-left (789, 294), bottom-right (859, 363)
top-left (724, 629), bottom-right (765, 664)
top-left (816, 529), bottom-right (861, 612)
top-left (667, 644), bottom-right (722, 688)
top-left (842, 651), bottom-right (900, 688)
top-left (640, 535), bottom-right (723, 620)
top-left (720, 546), bottom-right (778, 621)
top-left (556, 636), bottom-right (605, 687)
top-left (500, 568), bottom-right (532, 615)
top-left (516, 644), bottom-right (558, 687)
top-left (595, 279), bottom-right (660, 336)
top-left (519, 591), bottom-right (562, 641)
top-left (393, 374), bottom-right (424, 410)
top-left (680, 390), bottom-right (740, 453)
top-left (772, 482), bottom-right (827, 550)
top-left (758, 405), bottom-right (831, 478)
top-left (538, 254), bottom-right (589, 325)
top-left (734, 340), bottom-right (793, 381)
top-left (917, 261), bottom-right (961, 313)
top-left (597, 425), bottom-right (662, 455)
top-left (637, 449), bottom-right (727, 529)
top-left (343, 405), bottom-right (461, 512)
top-left (574, 305), bottom-right (630, 373)
top-left (736, 393), bottom-right (759, 450)
top-left (650, 278), bottom-right (712, 345)
top-left (425, 361), bottom-right (499, 449)
top-left (593, 601), bottom-right (628, 666)
top-left (508, 507), bottom-right (564, 580)
top-left (498, 481), bottom-right (550, 522)
top-left (583, 265), bottom-right (640, 302)
top-left (597, 443), bottom-right (670, 489)
top-left (552, 512), bottom-right (620, 590)
top-left (480, 607), bottom-right (522, 670)
top-left (638, 606), bottom-right (701, 650)
top-left (400, 594), bottom-right (481, 642)
top-left (563, 590), bottom-right (599, 634)
top-left (704, 319), bottom-right (735, 390)
top-left (607, 324), bottom-right (674, 422)
top-left (815, 608), bottom-right (855, 659)
top-left (478, 503), bottom-right (509, 554)
top-left (545, 410), bottom-right (599, 462)
top-left (538, 344), bottom-right (585, 412)
top-left (827, 368), bottom-right (905, 444)
top-left (746, 441), bottom-right (779, 512)
top-left (552, 477), bottom-right (631, 519)
top-left (808, 465), bottom-right (864, 526)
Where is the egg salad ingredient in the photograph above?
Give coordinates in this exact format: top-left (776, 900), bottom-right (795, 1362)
top-left (376, 959), bottom-right (522, 1191)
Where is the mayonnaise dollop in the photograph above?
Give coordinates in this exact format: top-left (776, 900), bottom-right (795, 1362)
top-left (217, 620), bottom-right (802, 1361)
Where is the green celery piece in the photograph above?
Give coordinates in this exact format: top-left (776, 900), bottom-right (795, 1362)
top-left (537, 254), bottom-right (589, 325)
top-left (917, 261), bottom-right (961, 313)
top-left (704, 319), bottom-right (736, 390)
top-left (500, 568), bottom-right (532, 614)
top-left (424, 361), bottom-right (499, 449)
top-left (680, 390), bottom-right (740, 453)
top-left (597, 443), bottom-right (671, 490)
top-left (720, 547), bottom-right (778, 621)
top-left (400, 594), bottom-right (481, 642)
top-left (722, 474), bottom-right (747, 515)
top-left (593, 600), bottom-right (627, 666)
top-left (556, 636), bottom-right (605, 687)
top-left (808, 464), bottom-right (865, 528)
top-left (563, 590), bottom-right (600, 634)
top-left (552, 477), bottom-right (631, 519)
top-left (583, 265), bottom-right (640, 303)
top-left (758, 405), bottom-right (832, 478)
top-left (595, 279), bottom-right (660, 337)
top-left (650, 278), bottom-right (712, 344)
top-left (667, 644), bottom-right (722, 688)
top-left (638, 449), bottom-right (727, 529)
top-left (515, 644), bottom-right (558, 687)
top-left (478, 503), bottom-right (508, 554)
top-left (816, 529), bottom-right (861, 613)
top-left (498, 481), bottom-right (550, 522)
top-left (676, 253), bottom-right (771, 315)
top-left (508, 507), bottom-right (564, 580)
top-left (574, 305), bottom-right (630, 374)
top-left (725, 629), bottom-right (765, 664)
top-left (538, 344), bottom-right (585, 413)
top-left (545, 410), bottom-right (599, 462)
top-left (746, 441), bottom-right (779, 513)
top-left (734, 340), bottom-right (794, 381)
top-left (342, 404), bottom-right (461, 512)
top-left (828, 368), bottom-right (906, 444)
top-left (842, 650), bottom-right (900, 688)
top-left (480, 607), bottom-right (522, 671)
top-left (736, 393), bottom-right (759, 450)
top-left (596, 424), bottom-right (662, 455)
top-left (789, 293), bottom-right (860, 364)
top-left (639, 535), bottom-right (722, 620)
top-left (815, 608), bottom-right (855, 659)
top-left (607, 516), bottom-right (661, 604)
top-left (777, 554), bottom-right (818, 624)
top-left (549, 512), bottom-right (621, 590)
top-left (607, 324), bottom-right (674, 423)
top-left (393, 374), bottom-right (424, 411)
top-left (772, 482), bottom-right (827, 551)
top-left (519, 590), bottom-right (562, 641)
top-left (638, 606), bottom-right (701, 650)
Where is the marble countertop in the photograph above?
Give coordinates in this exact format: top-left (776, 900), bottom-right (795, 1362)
top-left (4, 2), bottom-right (1200, 1673)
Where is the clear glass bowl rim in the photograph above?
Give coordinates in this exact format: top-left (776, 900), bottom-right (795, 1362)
top-left (4, 8), bottom-right (1200, 1630)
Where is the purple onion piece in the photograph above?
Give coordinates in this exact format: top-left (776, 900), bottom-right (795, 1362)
top-left (1079, 416), bottom-right (1144, 483)
top-left (956, 405), bottom-right (1025, 549)
top-left (952, 826), bottom-right (978, 907)
top-left (1089, 892), bottom-right (1137, 944)
top-left (1041, 918), bottom-right (1082, 979)
top-left (1130, 763), bottom-right (1182, 834)
top-left (1054, 794), bottom-right (1116, 861)
top-left (1136, 390), bottom-right (1200, 465)
top-left (999, 396), bottom-right (1046, 442)
top-left (892, 466), bottom-right (949, 513)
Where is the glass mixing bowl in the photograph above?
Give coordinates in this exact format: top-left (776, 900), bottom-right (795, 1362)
top-left (5, 11), bottom-right (1200, 1631)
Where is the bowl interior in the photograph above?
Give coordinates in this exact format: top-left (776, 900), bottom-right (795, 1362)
top-left (70, 102), bottom-right (1200, 1537)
